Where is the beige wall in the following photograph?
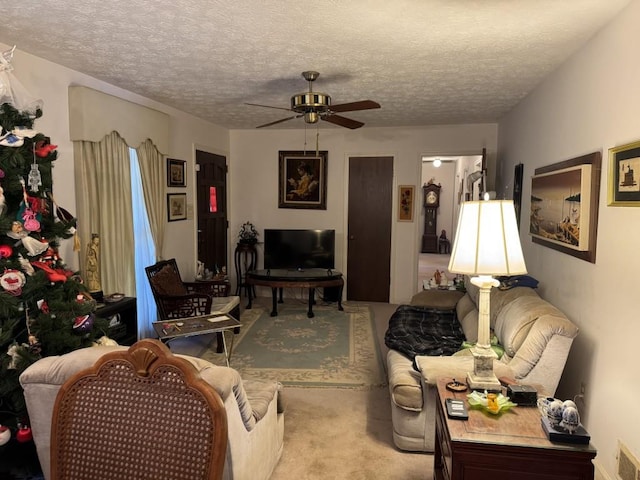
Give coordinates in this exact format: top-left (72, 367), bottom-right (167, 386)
top-left (3, 44), bottom-right (228, 279)
top-left (498, 0), bottom-right (640, 477)
top-left (229, 124), bottom-right (497, 303)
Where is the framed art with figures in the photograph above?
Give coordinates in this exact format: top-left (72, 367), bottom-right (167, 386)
top-left (278, 150), bottom-right (327, 209)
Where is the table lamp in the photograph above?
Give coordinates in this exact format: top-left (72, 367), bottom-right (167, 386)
top-left (448, 200), bottom-right (527, 391)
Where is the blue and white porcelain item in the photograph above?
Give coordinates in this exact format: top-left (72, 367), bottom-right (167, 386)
top-left (560, 406), bottom-right (581, 434)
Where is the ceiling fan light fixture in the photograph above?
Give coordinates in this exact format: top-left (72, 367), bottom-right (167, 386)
top-left (304, 112), bottom-right (319, 124)
top-left (291, 92), bottom-right (331, 112)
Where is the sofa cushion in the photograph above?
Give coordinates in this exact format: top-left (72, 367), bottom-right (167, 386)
top-left (495, 295), bottom-right (560, 357)
top-left (410, 289), bottom-right (464, 310)
top-left (465, 276), bottom-right (538, 327)
top-left (456, 294), bottom-right (479, 342)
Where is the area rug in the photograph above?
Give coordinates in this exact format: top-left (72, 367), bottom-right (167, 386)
top-left (197, 300), bottom-right (386, 389)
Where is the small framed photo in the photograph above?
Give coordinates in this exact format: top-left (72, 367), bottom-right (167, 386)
top-left (398, 185), bottom-right (414, 222)
top-left (278, 150), bottom-right (328, 209)
top-left (167, 193), bottom-right (187, 222)
top-left (167, 158), bottom-right (186, 187)
top-left (608, 140), bottom-right (640, 206)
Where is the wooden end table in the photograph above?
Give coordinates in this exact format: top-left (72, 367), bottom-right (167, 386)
top-left (434, 378), bottom-right (596, 480)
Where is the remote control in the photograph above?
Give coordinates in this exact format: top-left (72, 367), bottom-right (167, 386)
top-left (445, 398), bottom-right (469, 420)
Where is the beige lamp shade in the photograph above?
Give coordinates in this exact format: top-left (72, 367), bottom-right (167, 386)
top-left (448, 200), bottom-right (527, 277)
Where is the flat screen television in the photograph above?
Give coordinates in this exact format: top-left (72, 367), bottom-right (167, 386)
top-left (264, 229), bottom-right (335, 270)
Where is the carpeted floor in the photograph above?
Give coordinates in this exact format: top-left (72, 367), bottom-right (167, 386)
top-left (183, 300), bottom-right (385, 388)
top-left (172, 297), bottom-right (431, 479)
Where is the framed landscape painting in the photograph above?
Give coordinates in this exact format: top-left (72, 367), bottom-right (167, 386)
top-left (278, 150), bottom-right (328, 209)
top-left (530, 152), bottom-right (601, 263)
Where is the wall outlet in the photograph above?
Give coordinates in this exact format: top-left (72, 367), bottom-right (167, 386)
top-left (617, 441), bottom-right (640, 480)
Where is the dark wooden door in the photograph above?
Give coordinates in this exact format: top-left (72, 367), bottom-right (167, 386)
top-left (196, 150), bottom-right (228, 274)
top-left (347, 156), bottom-right (393, 302)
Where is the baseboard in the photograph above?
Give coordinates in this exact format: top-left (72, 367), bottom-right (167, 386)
top-left (594, 458), bottom-right (614, 480)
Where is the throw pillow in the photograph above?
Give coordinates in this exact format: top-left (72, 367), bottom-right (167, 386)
top-left (151, 265), bottom-right (188, 296)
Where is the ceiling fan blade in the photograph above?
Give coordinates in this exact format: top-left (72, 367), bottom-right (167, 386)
top-left (245, 102), bottom-right (293, 112)
top-left (330, 100), bottom-right (381, 113)
top-left (322, 114), bottom-right (364, 129)
top-left (256, 116), bottom-right (297, 128)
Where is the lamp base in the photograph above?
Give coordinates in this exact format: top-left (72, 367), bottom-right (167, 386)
top-left (467, 346), bottom-right (502, 392)
top-left (466, 371), bottom-right (502, 392)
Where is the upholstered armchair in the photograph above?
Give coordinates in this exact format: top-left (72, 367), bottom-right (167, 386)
top-left (20, 343), bottom-right (284, 480)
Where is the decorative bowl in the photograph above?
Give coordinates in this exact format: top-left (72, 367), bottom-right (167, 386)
top-left (467, 391), bottom-right (517, 414)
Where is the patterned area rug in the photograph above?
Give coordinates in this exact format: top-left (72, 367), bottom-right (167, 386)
top-left (197, 300), bottom-right (385, 389)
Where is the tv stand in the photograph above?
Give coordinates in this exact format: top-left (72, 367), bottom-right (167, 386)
top-left (246, 268), bottom-right (344, 318)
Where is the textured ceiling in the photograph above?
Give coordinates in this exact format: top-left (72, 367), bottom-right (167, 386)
top-left (0, 1), bottom-right (631, 129)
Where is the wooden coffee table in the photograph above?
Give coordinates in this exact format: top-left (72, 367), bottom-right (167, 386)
top-left (152, 313), bottom-right (240, 366)
top-left (434, 378), bottom-right (596, 480)
top-left (246, 268), bottom-right (344, 318)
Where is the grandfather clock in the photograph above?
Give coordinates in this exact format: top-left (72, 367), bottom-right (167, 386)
top-left (421, 183), bottom-right (441, 253)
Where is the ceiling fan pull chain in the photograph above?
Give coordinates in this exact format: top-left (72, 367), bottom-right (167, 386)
top-left (316, 129), bottom-right (319, 156)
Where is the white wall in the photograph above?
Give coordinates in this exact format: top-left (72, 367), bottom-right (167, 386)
top-left (498, 0), bottom-right (640, 477)
top-left (3, 44), bottom-right (228, 279)
top-left (230, 124), bottom-right (497, 304)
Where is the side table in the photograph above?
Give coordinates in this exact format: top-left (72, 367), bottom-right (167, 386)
top-left (95, 297), bottom-right (137, 345)
top-left (234, 243), bottom-right (257, 297)
top-left (434, 377), bottom-right (596, 480)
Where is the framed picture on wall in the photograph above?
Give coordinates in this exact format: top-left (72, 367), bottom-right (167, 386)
top-left (398, 185), bottom-right (414, 221)
top-left (608, 139), bottom-right (640, 206)
top-left (278, 150), bottom-right (328, 209)
top-left (167, 193), bottom-right (187, 221)
top-left (167, 158), bottom-right (186, 187)
top-left (529, 151), bottom-right (601, 263)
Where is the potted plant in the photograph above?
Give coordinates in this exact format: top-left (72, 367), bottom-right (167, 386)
top-left (238, 222), bottom-right (259, 245)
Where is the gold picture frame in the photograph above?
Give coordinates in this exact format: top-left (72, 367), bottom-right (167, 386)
top-left (398, 185), bottom-right (414, 222)
top-left (608, 140), bottom-right (640, 206)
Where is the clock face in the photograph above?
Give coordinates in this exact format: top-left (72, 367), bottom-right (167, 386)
top-left (426, 191), bottom-right (438, 205)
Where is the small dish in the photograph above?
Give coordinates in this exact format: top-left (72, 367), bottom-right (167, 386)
top-left (467, 391), bottom-right (517, 414)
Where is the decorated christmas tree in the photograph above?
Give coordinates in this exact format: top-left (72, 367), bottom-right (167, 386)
top-left (0, 47), bottom-right (107, 434)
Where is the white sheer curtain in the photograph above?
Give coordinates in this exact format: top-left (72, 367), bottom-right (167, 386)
top-left (129, 148), bottom-right (157, 338)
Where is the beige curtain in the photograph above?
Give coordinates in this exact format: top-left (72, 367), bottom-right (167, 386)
top-left (136, 139), bottom-right (166, 259)
top-left (74, 131), bottom-right (135, 295)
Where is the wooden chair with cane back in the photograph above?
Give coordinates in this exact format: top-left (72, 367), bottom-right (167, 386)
top-left (50, 339), bottom-right (228, 480)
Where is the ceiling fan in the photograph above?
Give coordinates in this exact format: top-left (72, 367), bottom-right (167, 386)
top-left (246, 71), bottom-right (381, 129)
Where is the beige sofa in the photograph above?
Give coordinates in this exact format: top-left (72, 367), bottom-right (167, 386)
top-left (19, 345), bottom-right (284, 480)
top-left (387, 279), bottom-right (579, 452)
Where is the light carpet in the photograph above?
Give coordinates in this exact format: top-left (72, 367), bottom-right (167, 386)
top-left (185, 299), bottom-right (386, 389)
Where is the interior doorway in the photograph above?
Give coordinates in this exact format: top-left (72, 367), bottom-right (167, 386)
top-left (418, 154), bottom-right (482, 290)
top-left (196, 150), bottom-right (228, 274)
top-left (346, 156), bottom-right (393, 302)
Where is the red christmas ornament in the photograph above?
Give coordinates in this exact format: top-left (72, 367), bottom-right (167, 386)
top-left (34, 143), bottom-right (57, 158)
top-left (0, 244), bottom-right (12, 258)
top-left (15, 425), bottom-right (32, 443)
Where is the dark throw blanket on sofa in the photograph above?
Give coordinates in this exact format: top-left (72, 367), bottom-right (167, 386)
top-left (384, 305), bottom-right (465, 360)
